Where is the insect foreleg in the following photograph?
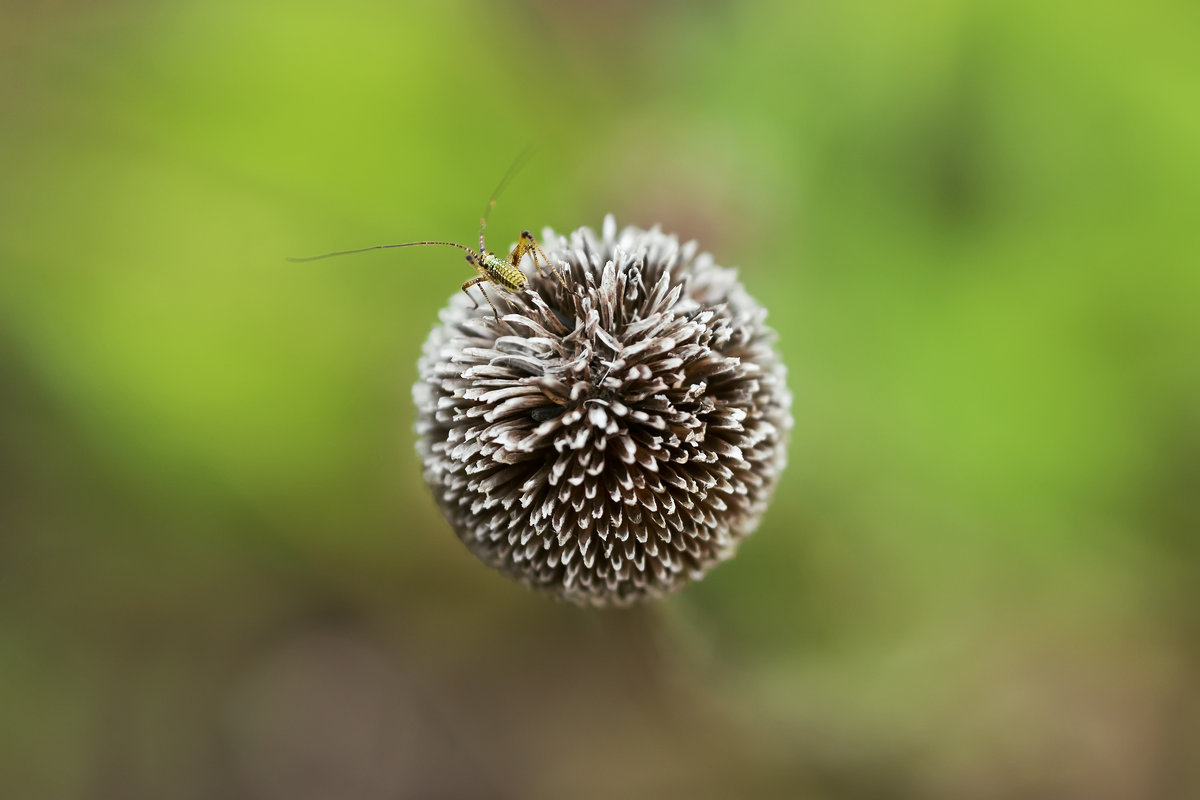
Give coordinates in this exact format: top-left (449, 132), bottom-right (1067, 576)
top-left (461, 275), bottom-right (500, 317)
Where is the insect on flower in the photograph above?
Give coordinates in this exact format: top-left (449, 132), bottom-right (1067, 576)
top-left (292, 154), bottom-right (792, 605)
top-left (288, 151), bottom-right (569, 316)
top-left (416, 215), bottom-right (793, 605)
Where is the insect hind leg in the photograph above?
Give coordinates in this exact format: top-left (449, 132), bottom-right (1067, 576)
top-left (513, 230), bottom-right (568, 290)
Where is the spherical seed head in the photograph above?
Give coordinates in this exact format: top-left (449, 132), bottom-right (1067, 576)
top-left (414, 216), bottom-right (792, 606)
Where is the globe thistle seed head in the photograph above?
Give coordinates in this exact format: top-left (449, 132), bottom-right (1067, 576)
top-left (414, 215), bottom-right (791, 606)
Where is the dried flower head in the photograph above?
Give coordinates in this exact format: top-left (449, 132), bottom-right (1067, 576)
top-left (414, 215), bottom-right (791, 605)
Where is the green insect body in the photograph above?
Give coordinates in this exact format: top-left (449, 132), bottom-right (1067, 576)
top-left (482, 254), bottom-right (527, 292)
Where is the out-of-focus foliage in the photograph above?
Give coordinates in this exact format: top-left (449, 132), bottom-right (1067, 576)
top-left (1, 1), bottom-right (1197, 798)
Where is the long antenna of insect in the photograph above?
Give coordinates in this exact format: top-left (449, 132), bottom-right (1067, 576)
top-left (286, 240), bottom-right (477, 263)
top-left (480, 143), bottom-right (538, 252)
top-left (474, 146), bottom-right (570, 292)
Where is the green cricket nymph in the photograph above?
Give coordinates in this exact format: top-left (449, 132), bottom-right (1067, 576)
top-left (287, 152), bottom-right (568, 316)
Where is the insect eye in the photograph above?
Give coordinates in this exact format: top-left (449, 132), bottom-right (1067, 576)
top-left (522, 230), bottom-right (531, 238)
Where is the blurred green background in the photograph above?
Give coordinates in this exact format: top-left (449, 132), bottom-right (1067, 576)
top-left (2, 1), bottom-right (1198, 798)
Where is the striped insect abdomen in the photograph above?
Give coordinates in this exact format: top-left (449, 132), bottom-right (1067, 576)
top-left (485, 256), bottom-right (526, 291)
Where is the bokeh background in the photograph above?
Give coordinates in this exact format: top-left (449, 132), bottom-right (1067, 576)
top-left (2, 1), bottom-right (1198, 798)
